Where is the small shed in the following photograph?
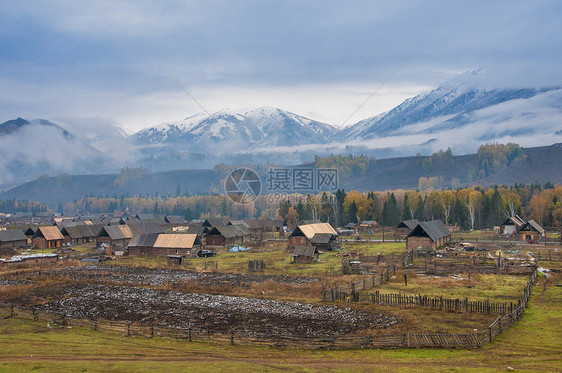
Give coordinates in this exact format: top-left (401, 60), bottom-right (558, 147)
top-left (406, 220), bottom-right (451, 251)
top-left (292, 246), bottom-right (319, 263)
top-left (310, 233), bottom-right (340, 251)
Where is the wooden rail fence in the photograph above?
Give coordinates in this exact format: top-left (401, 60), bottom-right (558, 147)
top-left (323, 267), bottom-right (395, 301)
top-left (0, 270), bottom-right (538, 350)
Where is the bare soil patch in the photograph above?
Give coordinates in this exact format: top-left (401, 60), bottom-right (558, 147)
top-left (20, 283), bottom-right (400, 337)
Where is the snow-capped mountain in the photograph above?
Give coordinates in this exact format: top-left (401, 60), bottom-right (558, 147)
top-left (338, 82), bottom-right (554, 141)
top-left (132, 107), bottom-right (337, 152)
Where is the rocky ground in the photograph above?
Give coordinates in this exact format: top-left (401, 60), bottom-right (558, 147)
top-left (29, 283), bottom-right (400, 337)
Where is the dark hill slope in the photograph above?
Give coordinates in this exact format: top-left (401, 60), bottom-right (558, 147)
top-left (1, 144), bottom-right (561, 206)
top-left (0, 169), bottom-right (220, 206)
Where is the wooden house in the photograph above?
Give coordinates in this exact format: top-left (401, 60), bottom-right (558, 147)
top-left (60, 225), bottom-right (99, 245)
top-left (244, 219), bottom-right (284, 238)
top-left (288, 223), bottom-right (338, 248)
top-left (32, 226), bottom-right (64, 250)
top-left (128, 233), bottom-right (201, 257)
top-left (96, 225), bottom-right (133, 248)
top-left (499, 215), bottom-right (525, 235)
top-left (205, 225), bottom-right (246, 247)
top-left (396, 219), bottom-right (420, 237)
top-left (405, 220), bottom-right (451, 251)
top-left (292, 246), bottom-right (319, 263)
top-left (517, 220), bottom-right (545, 242)
top-left (0, 230), bottom-right (28, 249)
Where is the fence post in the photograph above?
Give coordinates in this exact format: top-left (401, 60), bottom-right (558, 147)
top-left (188, 323), bottom-right (192, 342)
top-left (10, 304), bottom-right (14, 318)
top-left (33, 308), bottom-right (37, 321)
top-left (127, 321), bottom-right (131, 336)
top-left (230, 332), bottom-right (234, 345)
top-left (488, 326), bottom-right (492, 342)
top-left (151, 323), bottom-right (154, 338)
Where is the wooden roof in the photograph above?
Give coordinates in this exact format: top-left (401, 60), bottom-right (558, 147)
top-left (154, 234), bottom-right (200, 249)
top-left (291, 223), bottom-right (337, 240)
top-left (118, 225), bottom-right (133, 239)
top-left (293, 246), bottom-right (317, 257)
top-left (36, 226), bottom-right (64, 241)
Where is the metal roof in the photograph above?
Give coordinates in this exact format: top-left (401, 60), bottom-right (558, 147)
top-left (60, 225), bottom-right (97, 239)
top-left (397, 219), bottom-right (420, 229)
top-left (207, 225), bottom-right (246, 238)
top-left (0, 229), bottom-right (27, 242)
top-left (406, 220), bottom-right (450, 242)
top-left (128, 233), bottom-right (160, 247)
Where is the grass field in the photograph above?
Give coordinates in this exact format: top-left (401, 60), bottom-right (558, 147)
top-left (0, 264), bottom-right (560, 372)
top-left (369, 272), bottom-right (529, 302)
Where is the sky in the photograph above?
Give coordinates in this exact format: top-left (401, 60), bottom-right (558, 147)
top-left (1, 0), bottom-right (561, 133)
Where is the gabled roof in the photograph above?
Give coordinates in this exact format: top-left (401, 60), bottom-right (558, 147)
top-left (128, 221), bottom-right (165, 235)
top-left (117, 225), bottom-right (133, 239)
top-left (228, 220), bottom-right (251, 229)
top-left (397, 219), bottom-right (420, 229)
top-left (406, 220), bottom-right (450, 242)
top-left (501, 215), bottom-right (525, 227)
top-left (202, 218), bottom-right (230, 227)
top-left (128, 233), bottom-right (160, 248)
top-left (186, 226), bottom-right (209, 236)
top-left (0, 230), bottom-right (27, 242)
top-left (293, 246), bottom-right (318, 257)
top-left (34, 226), bottom-right (64, 241)
top-left (290, 223), bottom-right (337, 240)
top-left (153, 234), bottom-right (200, 249)
top-left (60, 225), bottom-right (97, 239)
top-left (207, 225), bottom-right (246, 238)
top-left (165, 216), bottom-right (186, 225)
top-left (519, 220), bottom-right (545, 234)
top-left (99, 226), bottom-right (127, 240)
top-left (136, 214), bottom-right (156, 220)
top-left (311, 233), bottom-right (333, 244)
top-left (24, 227), bottom-right (38, 236)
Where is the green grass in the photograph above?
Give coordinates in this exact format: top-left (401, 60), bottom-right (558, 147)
top-left (368, 272), bottom-right (528, 302)
top-left (109, 242), bottom-right (407, 277)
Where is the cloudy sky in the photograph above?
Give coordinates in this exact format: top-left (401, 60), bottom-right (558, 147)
top-left (1, 0), bottom-right (561, 133)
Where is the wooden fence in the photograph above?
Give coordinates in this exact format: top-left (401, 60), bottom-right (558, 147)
top-left (322, 267), bottom-right (395, 301)
top-left (0, 270), bottom-right (538, 350)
